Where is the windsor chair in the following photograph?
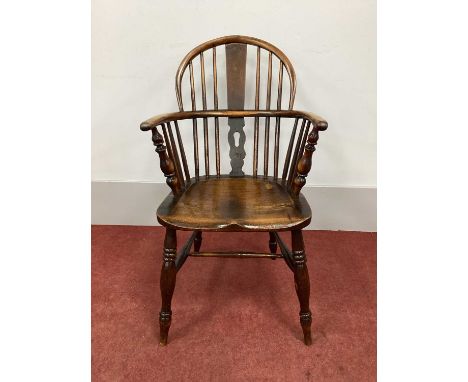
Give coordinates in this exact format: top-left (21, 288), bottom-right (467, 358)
top-left (140, 35), bottom-right (328, 346)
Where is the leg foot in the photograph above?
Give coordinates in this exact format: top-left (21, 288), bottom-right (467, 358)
top-left (159, 228), bottom-right (177, 346)
top-left (159, 311), bottom-right (171, 346)
top-left (194, 231), bottom-right (202, 252)
top-left (300, 311), bottom-right (312, 346)
top-left (291, 230), bottom-right (312, 345)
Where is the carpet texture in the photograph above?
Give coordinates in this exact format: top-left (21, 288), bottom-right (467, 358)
top-left (92, 226), bottom-right (376, 381)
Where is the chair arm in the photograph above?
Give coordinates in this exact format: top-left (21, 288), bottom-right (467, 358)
top-left (140, 109), bottom-right (328, 131)
top-left (141, 109), bottom-right (328, 197)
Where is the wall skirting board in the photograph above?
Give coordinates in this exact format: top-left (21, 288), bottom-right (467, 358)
top-left (91, 181), bottom-right (376, 232)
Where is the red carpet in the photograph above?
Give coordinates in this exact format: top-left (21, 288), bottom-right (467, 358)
top-left (92, 226), bottom-right (376, 381)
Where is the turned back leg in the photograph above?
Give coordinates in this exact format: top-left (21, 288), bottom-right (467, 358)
top-left (268, 232), bottom-right (277, 254)
top-left (291, 229), bottom-right (312, 345)
top-left (159, 228), bottom-right (177, 346)
top-left (194, 231), bottom-right (202, 252)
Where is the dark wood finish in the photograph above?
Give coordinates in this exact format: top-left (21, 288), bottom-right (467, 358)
top-left (200, 52), bottom-right (210, 178)
top-left (282, 117), bottom-right (299, 182)
top-left (268, 232), bottom-right (277, 254)
top-left (141, 36), bottom-right (328, 346)
top-left (272, 232), bottom-right (295, 271)
top-left (189, 251), bottom-right (281, 259)
top-left (290, 121), bottom-right (311, 189)
top-left (225, 43), bottom-right (247, 110)
top-left (152, 127), bottom-right (180, 194)
top-left (213, 48), bottom-right (221, 176)
top-left (253, 47), bottom-right (261, 176)
top-left (264, 51), bottom-right (273, 177)
top-left (189, 60), bottom-right (199, 180)
top-left (192, 116), bottom-right (199, 180)
top-left (264, 117), bottom-right (270, 177)
top-left (287, 119), bottom-right (306, 188)
top-left (277, 63), bottom-right (284, 110)
top-left (165, 123), bottom-right (184, 190)
top-left (273, 116), bottom-right (281, 180)
top-left (193, 231), bottom-right (202, 252)
top-left (188, 60), bottom-right (196, 111)
top-left (200, 52), bottom-right (207, 110)
top-left (159, 228), bottom-right (177, 346)
top-left (157, 176), bottom-right (311, 231)
top-left (291, 230), bottom-right (312, 345)
top-left (292, 126), bottom-right (321, 196)
top-left (228, 116), bottom-right (246, 176)
top-left (174, 121), bottom-right (190, 183)
top-left (203, 118), bottom-right (209, 178)
top-left (212, 47), bottom-right (219, 109)
top-left (140, 110), bottom-right (327, 131)
top-left (175, 35), bottom-right (297, 112)
top-left (255, 46), bottom-right (261, 110)
top-left (273, 63), bottom-right (283, 180)
top-left (175, 231), bottom-right (197, 271)
top-left (215, 116), bottom-right (220, 177)
top-left (226, 43), bottom-right (247, 176)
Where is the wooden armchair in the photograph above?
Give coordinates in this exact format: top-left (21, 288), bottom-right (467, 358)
top-left (140, 35), bottom-right (328, 346)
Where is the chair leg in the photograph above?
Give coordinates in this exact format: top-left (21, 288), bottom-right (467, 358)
top-left (291, 229), bottom-right (312, 345)
top-left (194, 231), bottom-right (202, 252)
top-left (159, 228), bottom-right (177, 346)
top-left (268, 231), bottom-right (277, 254)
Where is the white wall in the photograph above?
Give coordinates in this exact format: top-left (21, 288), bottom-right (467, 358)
top-left (92, 0), bottom-right (376, 230)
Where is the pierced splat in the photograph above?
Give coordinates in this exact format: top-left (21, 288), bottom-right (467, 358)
top-left (226, 43), bottom-right (247, 176)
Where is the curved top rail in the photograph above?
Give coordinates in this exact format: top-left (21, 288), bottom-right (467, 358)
top-left (175, 35), bottom-right (297, 110)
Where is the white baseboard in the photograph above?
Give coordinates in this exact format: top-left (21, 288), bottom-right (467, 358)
top-left (91, 181), bottom-right (376, 232)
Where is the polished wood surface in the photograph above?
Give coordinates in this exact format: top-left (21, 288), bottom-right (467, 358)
top-left (140, 109), bottom-right (327, 131)
top-left (291, 230), bottom-right (312, 345)
top-left (157, 176), bottom-right (311, 231)
top-left (140, 35), bottom-right (328, 346)
top-left (175, 35), bottom-right (296, 112)
top-left (151, 127), bottom-right (180, 194)
top-left (159, 228), bottom-right (177, 346)
top-left (189, 251), bottom-right (282, 259)
top-left (226, 43), bottom-right (247, 176)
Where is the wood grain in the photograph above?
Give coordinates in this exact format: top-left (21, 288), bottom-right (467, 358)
top-left (157, 176), bottom-right (311, 231)
top-left (140, 110), bottom-right (327, 131)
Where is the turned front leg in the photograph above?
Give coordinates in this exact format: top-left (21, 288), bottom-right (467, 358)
top-left (291, 230), bottom-right (312, 345)
top-left (159, 228), bottom-right (177, 346)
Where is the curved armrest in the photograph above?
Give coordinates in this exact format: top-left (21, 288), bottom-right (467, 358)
top-left (140, 109), bottom-right (328, 131)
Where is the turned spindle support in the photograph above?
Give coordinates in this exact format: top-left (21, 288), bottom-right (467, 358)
top-left (291, 121), bottom-right (327, 196)
top-left (152, 127), bottom-right (181, 194)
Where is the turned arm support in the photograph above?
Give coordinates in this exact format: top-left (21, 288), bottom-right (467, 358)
top-left (151, 127), bottom-right (182, 194)
top-left (142, 110), bottom-right (327, 196)
top-left (140, 109), bottom-right (328, 131)
top-left (291, 121), bottom-right (328, 196)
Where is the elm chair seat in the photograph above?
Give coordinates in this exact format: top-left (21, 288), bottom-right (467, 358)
top-left (157, 176), bottom-right (311, 231)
